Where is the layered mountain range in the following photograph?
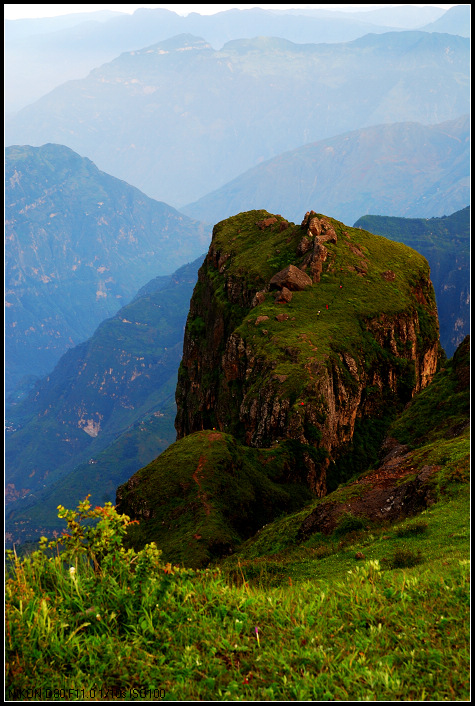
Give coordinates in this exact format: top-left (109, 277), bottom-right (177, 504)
top-left (183, 117), bottom-right (470, 227)
top-left (116, 209), bottom-right (442, 566)
top-left (5, 144), bottom-right (209, 397)
top-left (6, 5), bottom-right (468, 115)
top-left (5, 31), bottom-right (469, 207)
top-left (4, 6), bottom-right (470, 557)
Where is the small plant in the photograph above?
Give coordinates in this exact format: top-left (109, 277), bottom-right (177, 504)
top-left (38, 495), bottom-right (139, 573)
top-left (395, 521), bottom-right (428, 538)
top-left (390, 548), bottom-right (423, 569)
top-left (333, 512), bottom-right (367, 537)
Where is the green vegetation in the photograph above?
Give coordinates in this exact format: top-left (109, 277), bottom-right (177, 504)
top-left (389, 334), bottom-right (469, 448)
top-left (116, 430), bottom-right (313, 568)
top-left (207, 209), bottom-right (437, 395)
top-left (177, 209), bottom-right (440, 499)
top-left (354, 207), bottom-right (470, 357)
top-left (5, 204), bottom-right (469, 699)
top-left (6, 479), bottom-right (469, 700)
top-left (6, 334), bottom-right (470, 700)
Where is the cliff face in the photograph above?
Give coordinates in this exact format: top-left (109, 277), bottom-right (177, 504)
top-left (175, 210), bottom-right (440, 496)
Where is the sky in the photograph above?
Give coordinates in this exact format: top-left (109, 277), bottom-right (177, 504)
top-left (4, 4), bottom-right (457, 20)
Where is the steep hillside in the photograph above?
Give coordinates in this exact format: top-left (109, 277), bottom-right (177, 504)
top-left (5, 257), bottom-right (203, 544)
top-left (117, 210), bottom-right (441, 566)
top-left (183, 117), bottom-right (469, 227)
top-left (354, 207), bottom-right (470, 356)
top-left (5, 144), bottom-right (209, 396)
top-left (5, 32), bottom-right (469, 206)
top-left (223, 334), bottom-right (469, 566)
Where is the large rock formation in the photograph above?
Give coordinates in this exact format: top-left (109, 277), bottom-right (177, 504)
top-left (175, 210), bottom-right (440, 497)
top-left (117, 209), bottom-right (441, 566)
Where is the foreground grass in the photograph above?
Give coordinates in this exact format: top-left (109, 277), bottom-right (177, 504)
top-left (5, 487), bottom-right (470, 701)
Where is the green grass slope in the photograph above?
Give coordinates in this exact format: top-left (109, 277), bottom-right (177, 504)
top-left (117, 430), bottom-right (312, 568)
top-left (5, 341), bottom-right (469, 701)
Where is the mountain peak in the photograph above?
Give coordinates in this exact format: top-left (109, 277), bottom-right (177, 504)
top-left (133, 34), bottom-right (213, 55)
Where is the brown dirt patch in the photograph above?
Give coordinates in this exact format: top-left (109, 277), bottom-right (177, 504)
top-left (298, 440), bottom-right (439, 539)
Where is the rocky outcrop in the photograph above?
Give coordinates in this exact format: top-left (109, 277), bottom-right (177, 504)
top-left (175, 210), bottom-right (440, 498)
top-left (269, 264), bottom-right (313, 292)
top-left (297, 443), bottom-right (439, 539)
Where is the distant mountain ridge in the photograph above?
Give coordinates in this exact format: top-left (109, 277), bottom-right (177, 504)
top-left (420, 4), bottom-right (470, 37)
top-left (183, 116), bottom-right (469, 227)
top-left (6, 5), bottom-right (463, 115)
top-left (5, 32), bottom-right (469, 207)
top-left (5, 144), bottom-right (210, 397)
top-left (5, 256), bottom-right (204, 544)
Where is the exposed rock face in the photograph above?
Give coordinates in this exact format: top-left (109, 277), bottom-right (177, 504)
top-left (175, 210), bottom-right (440, 497)
top-left (269, 264), bottom-right (313, 291)
top-left (297, 445), bottom-right (439, 539)
top-left (297, 213), bottom-right (337, 283)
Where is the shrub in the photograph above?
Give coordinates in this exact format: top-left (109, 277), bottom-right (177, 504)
top-left (333, 512), bottom-right (367, 537)
top-left (390, 548), bottom-right (423, 569)
top-left (395, 521), bottom-right (428, 538)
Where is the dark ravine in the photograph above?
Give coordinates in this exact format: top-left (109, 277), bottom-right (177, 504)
top-left (117, 209), bottom-right (442, 565)
top-left (4, 257), bottom-right (204, 546)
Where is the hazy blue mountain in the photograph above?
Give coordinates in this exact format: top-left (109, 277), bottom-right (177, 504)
top-left (5, 32), bottom-right (469, 208)
top-left (5, 144), bottom-right (210, 397)
top-left (5, 256), bottom-right (204, 544)
top-left (5, 10), bottom-right (125, 39)
top-left (4, 6), bottom-right (417, 114)
top-left (340, 5), bottom-right (447, 28)
top-left (354, 207), bottom-right (470, 358)
top-left (5, 11), bottom-right (127, 115)
top-left (420, 5), bottom-right (470, 37)
top-left (183, 117), bottom-right (469, 227)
